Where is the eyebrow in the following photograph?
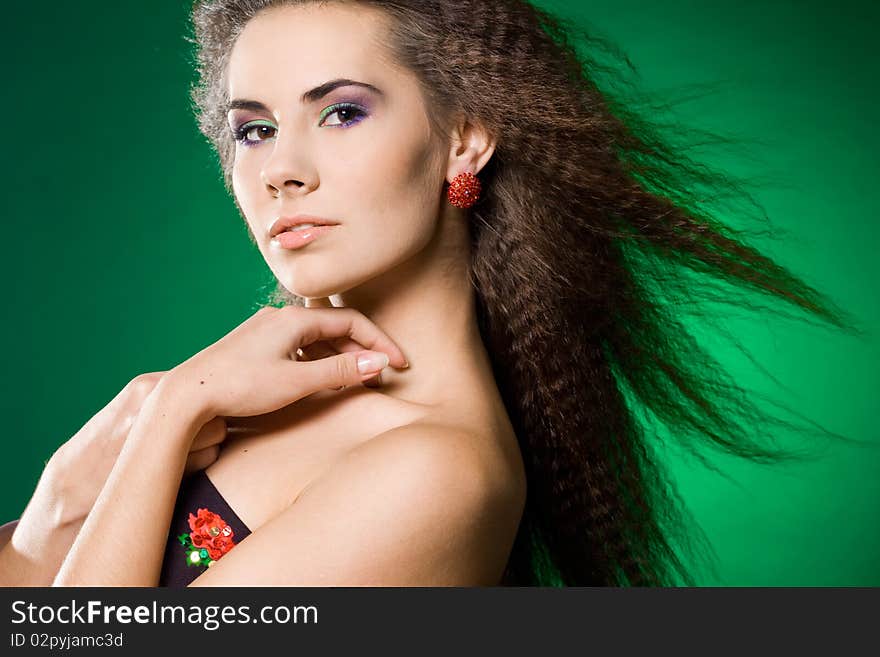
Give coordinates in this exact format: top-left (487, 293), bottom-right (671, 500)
top-left (225, 78), bottom-right (383, 113)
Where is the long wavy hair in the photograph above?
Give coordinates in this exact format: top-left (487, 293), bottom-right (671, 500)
top-left (187, 0), bottom-right (864, 585)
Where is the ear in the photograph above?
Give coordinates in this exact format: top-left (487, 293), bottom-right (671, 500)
top-left (444, 116), bottom-right (496, 182)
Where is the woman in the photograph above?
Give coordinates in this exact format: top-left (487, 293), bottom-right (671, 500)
top-left (0, 0), bottom-right (860, 586)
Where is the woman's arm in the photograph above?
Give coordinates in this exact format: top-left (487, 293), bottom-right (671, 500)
top-left (49, 306), bottom-right (404, 586)
top-left (0, 374), bottom-right (167, 586)
top-left (0, 374), bottom-right (226, 587)
top-left (52, 380), bottom-right (204, 586)
top-left (0, 454), bottom-right (89, 586)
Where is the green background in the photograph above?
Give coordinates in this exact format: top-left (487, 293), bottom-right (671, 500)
top-left (1, 1), bottom-right (876, 585)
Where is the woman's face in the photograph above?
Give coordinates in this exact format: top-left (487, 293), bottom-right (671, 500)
top-left (226, 3), bottom-right (447, 299)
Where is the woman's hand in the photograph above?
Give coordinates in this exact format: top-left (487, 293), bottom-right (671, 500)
top-left (44, 307), bottom-right (405, 586)
top-left (0, 372), bottom-right (227, 585)
top-left (50, 372), bottom-right (227, 525)
top-left (164, 305), bottom-right (408, 424)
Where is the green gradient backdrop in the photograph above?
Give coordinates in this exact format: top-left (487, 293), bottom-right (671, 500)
top-left (1, 1), bottom-right (876, 585)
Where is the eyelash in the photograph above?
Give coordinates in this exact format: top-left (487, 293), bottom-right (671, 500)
top-left (231, 102), bottom-right (368, 147)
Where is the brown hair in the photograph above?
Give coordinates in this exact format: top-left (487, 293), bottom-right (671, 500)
top-left (187, 0), bottom-right (863, 585)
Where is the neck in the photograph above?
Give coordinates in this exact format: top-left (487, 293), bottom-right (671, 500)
top-left (304, 208), bottom-right (491, 409)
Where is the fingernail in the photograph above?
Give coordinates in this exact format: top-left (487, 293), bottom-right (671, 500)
top-left (357, 352), bottom-right (389, 374)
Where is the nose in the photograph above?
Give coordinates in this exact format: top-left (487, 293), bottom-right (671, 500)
top-left (259, 132), bottom-right (317, 198)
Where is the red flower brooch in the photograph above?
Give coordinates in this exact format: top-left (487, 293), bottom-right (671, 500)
top-left (176, 508), bottom-right (237, 568)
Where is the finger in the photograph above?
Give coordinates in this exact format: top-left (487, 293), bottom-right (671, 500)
top-left (298, 340), bottom-right (339, 362)
top-left (304, 336), bottom-right (378, 365)
top-left (300, 340), bottom-right (372, 390)
top-left (301, 338), bottom-right (382, 388)
top-left (184, 444), bottom-right (220, 475)
top-left (340, 337), bottom-right (383, 388)
top-left (330, 338), bottom-right (381, 386)
top-left (295, 349), bottom-right (394, 392)
top-left (291, 307), bottom-right (408, 369)
top-left (325, 336), bottom-right (372, 354)
top-left (191, 416), bottom-right (227, 451)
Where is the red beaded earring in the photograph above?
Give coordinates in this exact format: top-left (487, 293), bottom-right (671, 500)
top-left (446, 171), bottom-right (482, 209)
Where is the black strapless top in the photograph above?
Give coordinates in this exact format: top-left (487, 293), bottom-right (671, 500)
top-left (158, 469), bottom-right (252, 587)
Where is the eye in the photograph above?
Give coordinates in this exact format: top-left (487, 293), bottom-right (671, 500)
top-left (231, 102), bottom-right (369, 147)
top-left (318, 102), bottom-right (369, 128)
top-left (231, 121), bottom-right (276, 147)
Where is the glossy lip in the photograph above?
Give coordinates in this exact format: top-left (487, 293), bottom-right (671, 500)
top-left (272, 225), bottom-right (337, 250)
top-left (269, 215), bottom-right (340, 239)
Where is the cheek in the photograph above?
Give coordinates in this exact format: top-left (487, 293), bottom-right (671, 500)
top-left (231, 158), bottom-right (262, 226)
top-left (231, 156), bottom-right (253, 201)
top-left (344, 100), bottom-right (440, 215)
top-left (369, 137), bottom-right (440, 228)
top-left (393, 145), bottom-right (443, 242)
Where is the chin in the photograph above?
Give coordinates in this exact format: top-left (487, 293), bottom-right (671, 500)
top-left (281, 283), bottom-right (339, 300)
top-left (277, 272), bottom-right (344, 300)
top-left (274, 254), bottom-right (393, 300)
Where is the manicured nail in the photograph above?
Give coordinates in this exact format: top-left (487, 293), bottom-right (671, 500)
top-left (358, 352), bottom-right (389, 374)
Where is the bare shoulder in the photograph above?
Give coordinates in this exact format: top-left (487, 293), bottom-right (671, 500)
top-left (189, 419), bottom-right (525, 586)
top-left (313, 420), bottom-right (524, 510)
top-left (298, 421), bottom-right (525, 582)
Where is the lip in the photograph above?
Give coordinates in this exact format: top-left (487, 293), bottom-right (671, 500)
top-left (269, 215), bottom-right (340, 239)
top-left (272, 225), bottom-right (337, 250)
